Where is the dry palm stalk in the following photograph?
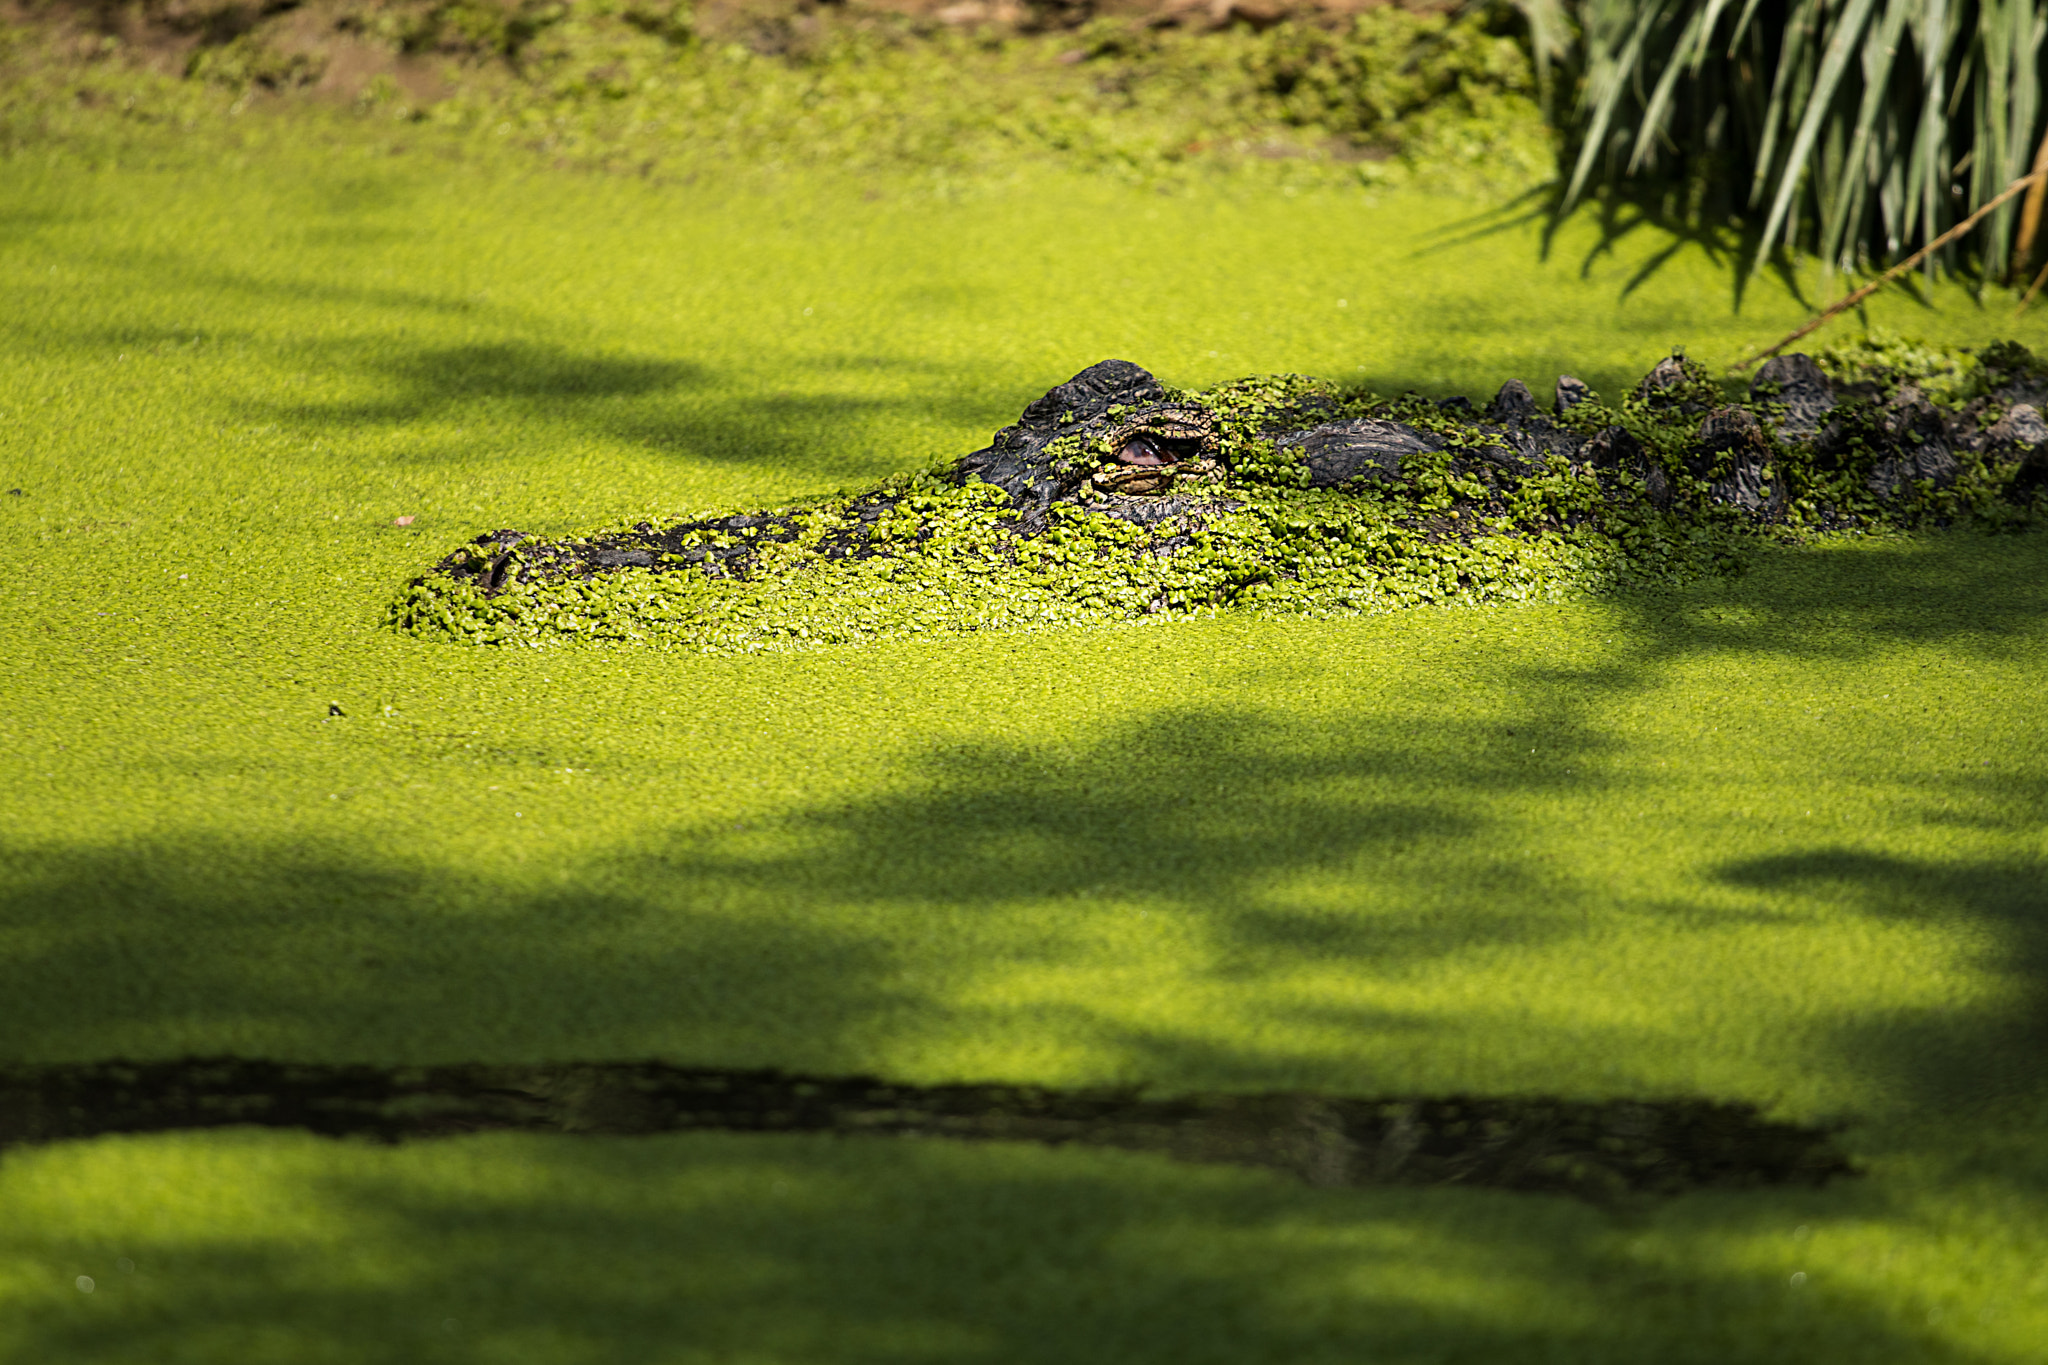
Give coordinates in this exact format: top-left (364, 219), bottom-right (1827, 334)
top-left (1742, 173), bottom-right (2048, 369)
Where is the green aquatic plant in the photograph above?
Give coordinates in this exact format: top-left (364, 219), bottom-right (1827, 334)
top-left (0, 0), bottom-right (1553, 191)
top-left (11, 132), bottom-right (2048, 1362)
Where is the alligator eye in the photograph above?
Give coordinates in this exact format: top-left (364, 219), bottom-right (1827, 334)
top-left (1116, 432), bottom-right (1175, 466)
top-left (1117, 431), bottom-right (1211, 466)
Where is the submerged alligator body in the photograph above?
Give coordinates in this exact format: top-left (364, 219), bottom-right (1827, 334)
top-left (1, 1058), bottom-right (1856, 1202)
top-left (392, 345), bottom-right (2048, 650)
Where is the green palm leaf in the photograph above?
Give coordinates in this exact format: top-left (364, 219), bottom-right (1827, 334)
top-left (1516, 0), bottom-right (2048, 280)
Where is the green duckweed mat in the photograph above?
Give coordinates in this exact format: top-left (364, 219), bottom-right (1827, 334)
top-left (3, 134), bottom-right (2048, 1361)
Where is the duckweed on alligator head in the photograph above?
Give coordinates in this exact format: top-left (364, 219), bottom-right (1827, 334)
top-left (390, 344), bottom-right (2048, 652)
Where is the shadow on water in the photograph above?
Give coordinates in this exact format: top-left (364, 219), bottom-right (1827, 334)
top-left (1717, 850), bottom-right (2048, 1116)
top-left (32, 250), bottom-right (1015, 485)
top-left (1590, 532), bottom-right (2048, 1163)
top-left (2, 538), bottom-right (2045, 1358)
top-left (1403, 182), bottom-right (1555, 260)
top-left (0, 833), bottom-right (908, 1070)
top-left (56, 247), bottom-right (497, 320)
top-left (315, 341), bottom-right (702, 409)
top-left (230, 333), bottom-right (1006, 484)
top-left (1563, 187), bottom-right (1826, 314)
top-left (1414, 182), bottom-right (1821, 315)
top-left (3, 537), bottom-right (2043, 1070)
top-left (1604, 530), bottom-right (2048, 668)
top-left (0, 803), bottom-right (1995, 1365)
top-left (0, 703), bottom-right (1608, 1072)
top-left (0, 1123), bottom-right (1981, 1364)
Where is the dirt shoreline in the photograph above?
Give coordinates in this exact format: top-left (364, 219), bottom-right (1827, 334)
top-left (7, 0), bottom-right (1468, 108)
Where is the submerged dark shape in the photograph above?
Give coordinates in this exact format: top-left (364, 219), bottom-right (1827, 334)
top-left (0, 1058), bottom-right (1858, 1203)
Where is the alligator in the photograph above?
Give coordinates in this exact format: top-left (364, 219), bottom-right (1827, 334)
top-left (391, 345), bottom-right (2048, 650)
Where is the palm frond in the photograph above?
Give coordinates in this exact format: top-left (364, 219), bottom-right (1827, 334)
top-left (1509, 0), bottom-right (1577, 114)
top-left (1535, 0), bottom-right (2048, 281)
